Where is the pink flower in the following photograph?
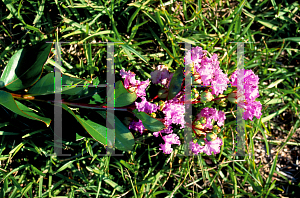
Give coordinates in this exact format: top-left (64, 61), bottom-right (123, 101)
top-left (231, 69), bottom-right (260, 102)
top-left (185, 46), bottom-right (207, 65)
top-left (150, 65), bottom-right (172, 87)
top-left (159, 142), bottom-right (173, 154)
top-left (129, 120), bottom-right (145, 134)
top-left (217, 111), bottom-right (226, 127)
top-left (199, 107), bottom-right (226, 129)
top-left (120, 69), bottom-right (150, 98)
top-left (202, 137), bottom-right (223, 155)
top-left (135, 96), bottom-right (159, 114)
top-left (162, 102), bottom-right (185, 129)
top-left (159, 133), bottom-right (181, 154)
top-left (162, 133), bottom-right (181, 145)
top-left (120, 69), bottom-right (137, 87)
top-left (189, 137), bottom-right (223, 155)
top-left (211, 68), bottom-right (230, 96)
top-left (135, 79), bottom-right (150, 98)
top-left (185, 47), bottom-right (229, 96)
top-left (238, 100), bottom-right (262, 121)
top-left (153, 125), bottom-right (173, 137)
top-left (189, 140), bottom-right (205, 155)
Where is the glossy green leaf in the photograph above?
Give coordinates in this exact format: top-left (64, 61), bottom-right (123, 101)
top-left (132, 109), bottom-right (166, 132)
top-left (168, 67), bottom-right (184, 100)
top-left (114, 80), bottom-right (137, 107)
top-left (61, 104), bottom-right (107, 147)
top-left (0, 90), bottom-right (51, 127)
top-left (0, 42), bottom-right (52, 91)
top-left (97, 111), bottom-right (135, 151)
top-left (28, 73), bottom-right (90, 96)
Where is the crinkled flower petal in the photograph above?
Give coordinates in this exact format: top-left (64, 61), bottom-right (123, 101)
top-left (163, 134), bottom-right (181, 145)
top-left (159, 142), bottom-right (173, 154)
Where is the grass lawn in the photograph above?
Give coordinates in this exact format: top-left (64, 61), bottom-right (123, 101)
top-left (0, 0), bottom-right (300, 197)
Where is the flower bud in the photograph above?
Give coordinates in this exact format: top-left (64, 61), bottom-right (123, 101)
top-left (227, 92), bottom-right (237, 104)
top-left (192, 74), bottom-right (202, 84)
top-left (192, 88), bottom-right (199, 100)
top-left (194, 120), bottom-right (201, 126)
top-left (150, 112), bottom-right (156, 118)
top-left (158, 88), bottom-right (168, 99)
top-left (200, 91), bottom-right (214, 103)
top-left (216, 95), bottom-right (226, 103)
top-left (197, 138), bottom-right (206, 146)
top-left (199, 117), bottom-right (206, 124)
top-left (158, 100), bottom-right (165, 111)
top-left (213, 125), bottom-right (221, 134)
top-left (206, 132), bottom-right (217, 141)
top-left (218, 101), bottom-right (227, 107)
top-left (194, 124), bottom-right (205, 136)
top-left (128, 87), bottom-right (136, 93)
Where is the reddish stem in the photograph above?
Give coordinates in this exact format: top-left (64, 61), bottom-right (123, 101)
top-left (211, 95), bottom-right (228, 102)
top-left (149, 94), bottom-right (160, 102)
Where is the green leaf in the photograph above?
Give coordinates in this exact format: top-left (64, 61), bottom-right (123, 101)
top-left (266, 79), bottom-right (284, 89)
top-left (268, 37), bottom-right (300, 43)
top-left (89, 93), bottom-right (104, 104)
top-left (121, 44), bottom-right (148, 64)
top-left (261, 104), bottom-right (289, 123)
top-left (102, 176), bottom-right (124, 193)
top-left (0, 131), bottom-right (18, 135)
top-left (168, 67), bottom-right (184, 100)
top-left (28, 73), bottom-right (90, 96)
top-left (243, 9), bottom-right (278, 31)
top-left (0, 42), bottom-right (52, 91)
top-left (30, 165), bottom-right (46, 177)
top-left (1, 164), bottom-right (30, 183)
top-left (53, 160), bottom-right (75, 174)
top-left (76, 133), bottom-right (85, 141)
top-left (97, 111), bottom-right (135, 151)
top-left (0, 90), bottom-right (51, 127)
top-left (114, 80), bottom-right (137, 107)
top-left (61, 104), bottom-right (107, 147)
top-left (132, 109), bottom-right (166, 132)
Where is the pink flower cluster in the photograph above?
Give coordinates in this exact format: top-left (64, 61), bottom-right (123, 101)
top-left (185, 47), bottom-right (229, 96)
top-left (150, 65), bottom-right (174, 88)
top-left (198, 107), bottom-right (226, 129)
top-left (189, 107), bottom-right (225, 155)
top-left (122, 48), bottom-right (262, 156)
top-left (120, 69), bottom-right (150, 98)
top-left (230, 69), bottom-right (262, 121)
top-left (189, 137), bottom-right (223, 155)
